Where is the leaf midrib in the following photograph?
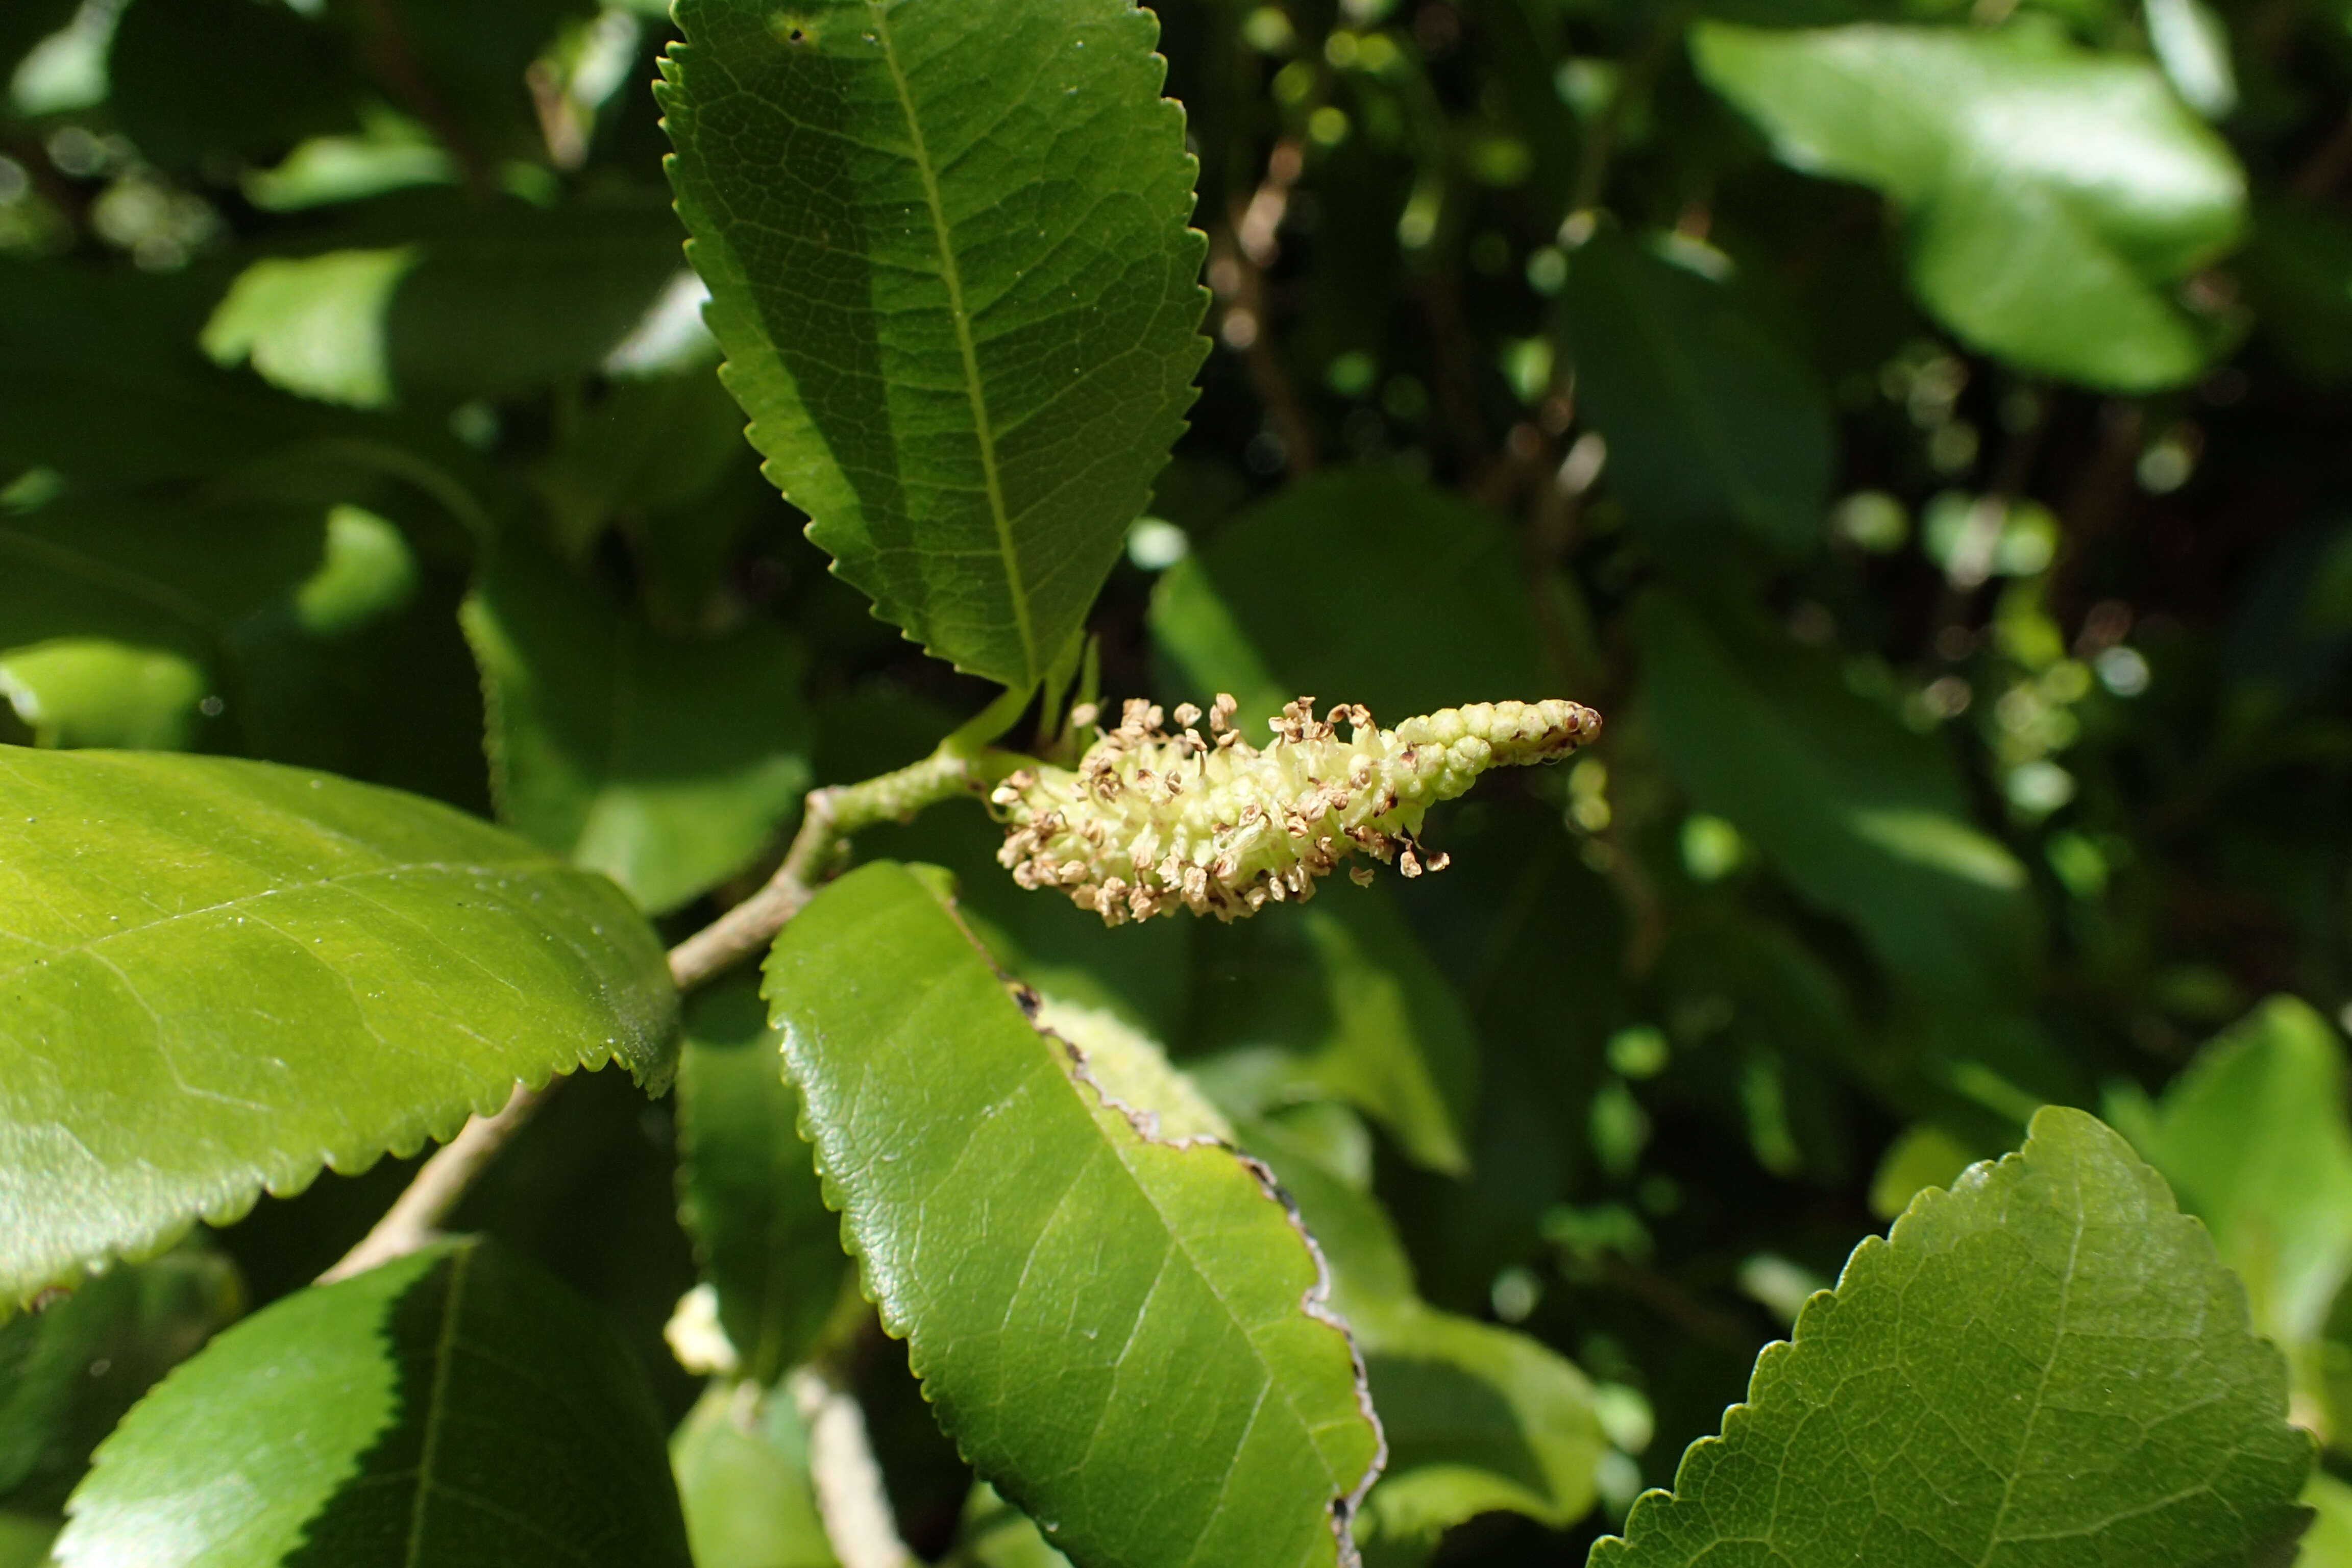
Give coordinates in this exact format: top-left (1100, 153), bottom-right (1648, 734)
top-left (405, 1242), bottom-right (473, 1568)
top-left (868, 0), bottom-right (1037, 681)
top-left (1977, 1177), bottom-right (2088, 1563)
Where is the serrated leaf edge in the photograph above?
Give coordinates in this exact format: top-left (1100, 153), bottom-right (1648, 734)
top-left (774, 877), bottom-right (1387, 1568)
top-left (1591, 1105), bottom-right (2300, 1561)
top-left (653, 15), bottom-right (1212, 689)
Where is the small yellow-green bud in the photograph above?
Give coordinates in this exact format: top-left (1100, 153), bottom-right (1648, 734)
top-left (991, 694), bottom-right (1601, 924)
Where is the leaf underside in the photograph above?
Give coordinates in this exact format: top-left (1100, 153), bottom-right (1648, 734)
top-left (763, 862), bottom-right (1383, 1568)
top-left (658, 0), bottom-right (1211, 689)
top-left (1590, 1106), bottom-right (2313, 1567)
top-left (0, 747), bottom-right (677, 1306)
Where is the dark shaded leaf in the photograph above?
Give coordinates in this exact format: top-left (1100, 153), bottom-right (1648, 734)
top-left (54, 1238), bottom-right (692, 1567)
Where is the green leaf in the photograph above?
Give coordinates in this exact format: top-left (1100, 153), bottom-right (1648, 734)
top-left (2238, 200), bottom-right (2352, 388)
top-left (1190, 892), bottom-right (1481, 1176)
top-left (0, 641), bottom-right (206, 752)
top-left (0, 262), bottom-right (351, 491)
top-left (1558, 230), bottom-right (1832, 554)
top-left (533, 364), bottom-right (748, 569)
top-left (2306, 1472), bottom-right (2352, 1566)
top-left (1589, 1107), bottom-right (2314, 1567)
top-left (672, 1379), bottom-right (838, 1568)
top-left (0, 746), bottom-right (676, 1305)
top-left (1351, 1307), bottom-right (1604, 1553)
top-left (952, 1483), bottom-right (1072, 1568)
top-left (0, 1245), bottom-right (242, 1513)
top-left (0, 494), bottom-right (419, 756)
top-left (1867, 1123), bottom-right (1981, 1221)
top-left (54, 1237), bottom-right (693, 1567)
top-left (0, 0), bottom-right (78, 86)
top-left (1241, 1117), bottom-right (1606, 1555)
top-left (1693, 21), bottom-right (2246, 390)
top-left (676, 979), bottom-right (848, 1386)
top-left (2107, 997), bottom-right (2352, 1364)
top-left (658, 0), bottom-right (1211, 688)
top-left (0, 1512), bottom-right (58, 1568)
top-left (202, 200), bottom-right (686, 410)
top-left (462, 533), bottom-right (812, 914)
top-left (107, 0), bottom-right (359, 170)
top-left (763, 862), bottom-right (1383, 1568)
top-left (1636, 592), bottom-right (2037, 1003)
top-left (1148, 469), bottom-right (1546, 745)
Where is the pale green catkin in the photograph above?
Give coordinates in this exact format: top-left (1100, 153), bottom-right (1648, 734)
top-left (992, 694), bottom-right (1602, 924)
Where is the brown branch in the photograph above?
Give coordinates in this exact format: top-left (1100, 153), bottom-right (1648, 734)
top-left (317, 1082), bottom-right (549, 1283)
top-left (324, 744), bottom-right (988, 1283)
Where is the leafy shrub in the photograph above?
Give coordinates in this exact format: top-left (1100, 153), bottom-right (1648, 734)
top-left (3, 0), bottom-right (2349, 1564)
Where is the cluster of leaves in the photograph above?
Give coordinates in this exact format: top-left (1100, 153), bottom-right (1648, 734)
top-left (2, 0), bottom-right (2349, 1564)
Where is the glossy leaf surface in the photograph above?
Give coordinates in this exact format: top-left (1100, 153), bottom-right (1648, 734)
top-left (676, 979), bottom-right (847, 1385)
top-left (659, 0), bottom-right (1210, 687)
top-left (1590, 1108), bottom-right (2313, 1566)
top-left (0, 747), bottom-right (676, 1304)
top-left (1694, 22), bottom-right (2245, 389)
top-left (763, 862), bottom-right (1383, 1568)
top-left (55, 1238), bottom-right (692, 1567)
top-left (463, 534), bottom-right (812, 914)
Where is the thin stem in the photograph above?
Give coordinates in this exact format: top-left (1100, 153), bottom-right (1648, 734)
top-left (324, 742), bottom-right (994, 1284)
top-left (667, 741), bottom-right (985, 991)
top-left (791, 1362), bottom-right (916, 1568)
top-left (317, 1082), bottom-right (549, 1283)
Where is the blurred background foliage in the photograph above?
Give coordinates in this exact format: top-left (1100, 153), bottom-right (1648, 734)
top-left (2, 0), bottom-right (2350, 1561)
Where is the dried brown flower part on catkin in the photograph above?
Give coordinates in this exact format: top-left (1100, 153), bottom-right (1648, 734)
top-left (991, 695), bottom-right (1601, 924)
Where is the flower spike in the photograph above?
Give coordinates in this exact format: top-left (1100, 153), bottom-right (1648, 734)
top-left (991, 695), bottom-right (1602, 924)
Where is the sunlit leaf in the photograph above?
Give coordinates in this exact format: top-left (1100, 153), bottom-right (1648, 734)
top-left (2109, 996), bottom-right (2352, 1379)
top-left (0, 747), bottom-right (676, 1305)
top-left (203, 200), bottom-right (683, 410)
top-left (0, 494), bottom-right (418, 756)
top-left (659, 0), bottom-right (1210, 687)
top-left (1694, 21), bottom-right (2246, 389)
top-left (763, 862), bottom-right (1383, 1568)
top-left (1590, 1108), bottom-right (2313, 1567)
